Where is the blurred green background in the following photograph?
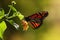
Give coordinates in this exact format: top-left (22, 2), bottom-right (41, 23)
top-left (0, 0), bottom-right (60, 40)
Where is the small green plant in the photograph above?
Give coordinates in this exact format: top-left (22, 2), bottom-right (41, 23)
top-left (0, 1), bottom-right (24, 39)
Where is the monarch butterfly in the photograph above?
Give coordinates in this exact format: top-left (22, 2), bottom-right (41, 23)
top-left (25, 11), bottom-right (48, 29)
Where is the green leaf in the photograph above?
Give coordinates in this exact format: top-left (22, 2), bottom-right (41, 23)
top-left (8, 20), bottom-right (14, 25)
top-left (16, 12), bottom-right (24, 20)
top-left (0, 9), bottom-right (4, 19)
top-left (8, 5), bottom-right (17, 12)
top-left (0, 21), bottom-right (7, 39)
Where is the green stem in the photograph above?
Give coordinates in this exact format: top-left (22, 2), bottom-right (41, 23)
top-left (7, 8), bottom-right (11, 16)
top-left (7, 15), bottom-right (16, 19)
top-left (7, 4), bottom-right (14, 17)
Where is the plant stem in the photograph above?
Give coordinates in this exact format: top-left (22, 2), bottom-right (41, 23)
top-left (7, 8), bottom-right (11, 16)
top-left (7, 3), bottom-right (14, 17)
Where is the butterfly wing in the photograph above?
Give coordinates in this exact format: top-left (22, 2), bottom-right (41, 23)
top-left (25, 11), bottom-right (48, 29)
top-left (25, 13), bottom-right (43, 29)
top-left (30, 19), bottom-right (43, 29)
